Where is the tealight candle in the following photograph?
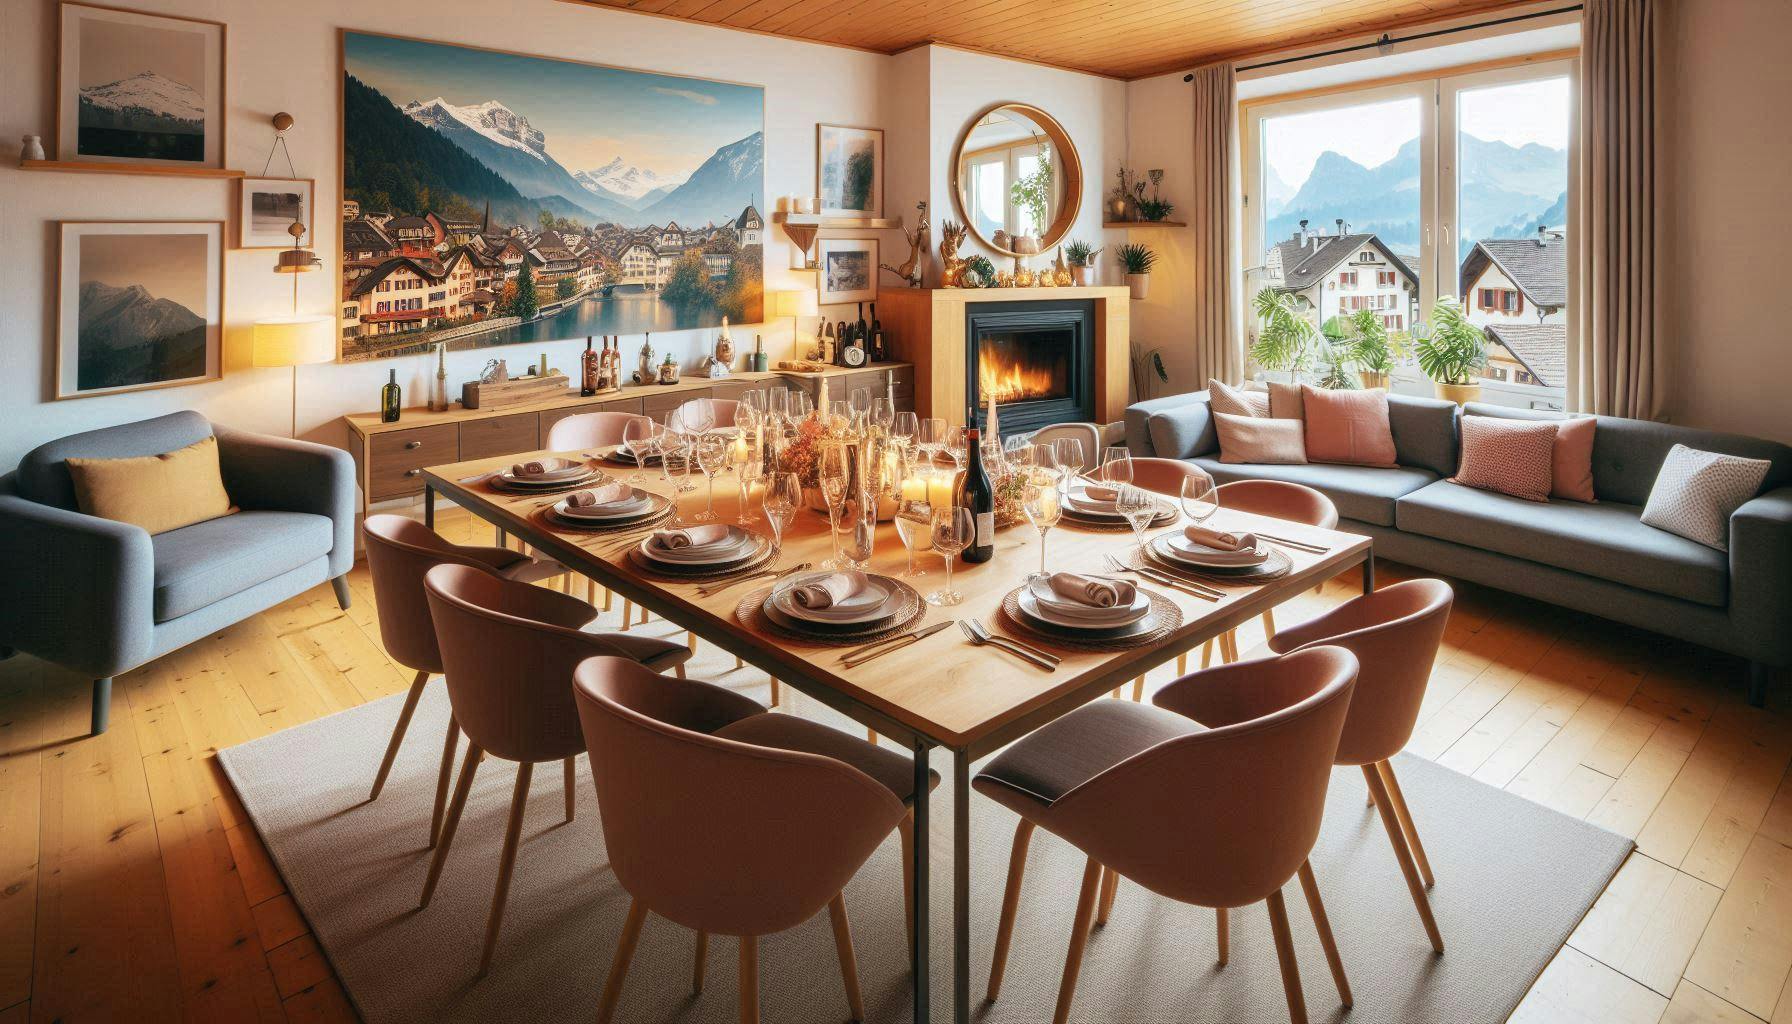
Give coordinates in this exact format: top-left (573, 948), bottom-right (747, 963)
top-left (732, 436), bottom-right (750, 464)
top-left (900, 474), bottom-right (929, 503)
top-left (927, 469), bottom-right (955, 509)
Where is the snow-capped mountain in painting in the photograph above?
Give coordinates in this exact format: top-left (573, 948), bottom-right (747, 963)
top-left (575, 158), bottom-right (685, 208)
top-left (76, 281), bottom-right (207, 390)
top-left (402, 97), bottom-right (547, 160)
top-left (80, 71), bottom-right (204, 124)
top-left (400, 96), bottom-right (633, 223)
top-left (639, 132), bottom-right (764, 226)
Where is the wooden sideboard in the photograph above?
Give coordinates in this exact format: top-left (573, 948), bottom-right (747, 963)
top-left (341, 363), bottom-right (914, 511)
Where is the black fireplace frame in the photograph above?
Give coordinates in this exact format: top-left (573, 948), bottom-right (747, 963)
top-left (964, 300), bottom-right (1096, 438)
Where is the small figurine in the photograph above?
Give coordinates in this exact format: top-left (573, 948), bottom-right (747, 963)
top-left (657, 353), bottom-right (680, 385)
top-left (938, 219), bottom-right (969, 288)
top-left (880, 200), bottom-right (930, 288)
top-left (703, 318), bottom-right (735, 378)
top-left (634, 334), bottom-right (655, 385)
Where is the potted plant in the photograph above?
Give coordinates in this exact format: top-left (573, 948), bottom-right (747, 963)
top-left (1008, 149), bottom-right (1053, 247)
top-left (1249, 286), bottom-right (1319, 380)
top-left (1137, 196), bottom-right (1175, 223)
top-left (1415, 297), bottom-right (1488, 404)
top-left (1064, 240), bottom-right (1098, 285)
top-left (1344, 307), bottom-right (1406, 389)
top-left (1116, 243), bottom-right (1157, 299)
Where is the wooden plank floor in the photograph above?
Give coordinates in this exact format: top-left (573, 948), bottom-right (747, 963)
top-left (1, 505), bottom-right (1787, 1023)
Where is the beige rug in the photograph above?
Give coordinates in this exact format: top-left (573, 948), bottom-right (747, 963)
top-left (221, 617), bottom-right (1631, 1024)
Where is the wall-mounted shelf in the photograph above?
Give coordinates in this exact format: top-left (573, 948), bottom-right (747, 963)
top-left (772, 212), bottom-right (904, 270)
top-left (1104, 220), bottom-right (1187, 228)
top-left (18, 159), bottom-right (246, 179)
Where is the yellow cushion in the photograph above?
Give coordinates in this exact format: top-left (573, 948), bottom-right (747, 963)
top-left (66, 435), bottom-right (235, 535)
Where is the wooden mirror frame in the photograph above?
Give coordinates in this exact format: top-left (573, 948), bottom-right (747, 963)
top-left (948, 102), bottom-right (1083, 258)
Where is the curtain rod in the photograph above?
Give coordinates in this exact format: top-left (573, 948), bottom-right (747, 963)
top-left (1184, 4), bottom-right (1582, 80)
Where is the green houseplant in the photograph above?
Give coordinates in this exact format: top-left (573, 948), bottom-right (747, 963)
top-left (1344, 307), bottom-right (1408, 389)
top-left (1137, 196), bottom-right (1175, 223)
top-left (1249, 286), bottom-right (1319, 379)
top-left (1414, 297), bottom-right (1488, 404)
top-left (1116, 243), bottom-right (1157, 299)
top-left (1008, 149), bottom-right (1054, 245)
top-left (1064, 239), bottom-right (1099, 285)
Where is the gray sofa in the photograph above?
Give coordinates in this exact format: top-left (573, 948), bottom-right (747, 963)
top-left (1125, 391), bottom-right (1792, 704)
top-left (0, 411), bottom-right (356, 733)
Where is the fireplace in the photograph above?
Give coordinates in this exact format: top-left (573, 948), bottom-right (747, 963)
top-left (965, 300), bottom-right (1096, 437)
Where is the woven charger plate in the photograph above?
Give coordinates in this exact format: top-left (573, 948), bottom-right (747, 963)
top-left (1132, 541), bottom-right (1293, 585)
top-left (532, 494), bottom-right (673, 533)
top-left (735, 576), bottom-right (926, 647)
top-left (1057, 501), bottom-right (1177, 533)
top-left (625, 534), bottom-right (776, 583)
top-left (998, 587), bottom-right (1184, 652)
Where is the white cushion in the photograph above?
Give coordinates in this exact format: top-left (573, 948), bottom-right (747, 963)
top-left (1639, 443), bottom-right (1770, 551)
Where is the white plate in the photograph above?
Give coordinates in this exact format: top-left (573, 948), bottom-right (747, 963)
top-left (1025, 577), bottom-right (1149, 626)
top-left (771, 572), bottom-right (893, 625)
top-left (1017, 589), bottom-right (1150, 632)
top-left (553, 490), bottom-right (652, 520)
top-left (640, 527), bottom-right (756, 565)
top-left (500, 458), bottom-right (590, 483)
top-left (1157, 533), bottom-right (1268, 569)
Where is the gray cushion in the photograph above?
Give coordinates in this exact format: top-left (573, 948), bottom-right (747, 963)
top-left (151, 510), bottom-right (334, 622)
top-left (974, 700), bottom-right (1198, 807)
top-left (1126, 391), bottom-right (1213, 455)
top-left (1147, 403), bottom-right (1218, 459)
top-left (1465, 403), bottom-right (1792, 506)
top-left (15, 411), bottom-right (213, 510)
top-left (1387, 394), bottom-right (1461, 477)
top-left (1396, 480), bottom-right (1728, 606)
top-left (1192, 456), bottom-right (1437, 527)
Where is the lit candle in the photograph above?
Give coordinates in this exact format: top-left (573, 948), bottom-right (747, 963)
top-left (732, 435), bottom-right (750, 464)
top-left (927, 469), bottom-right (955, 509)
top-left (901, 474), bottom-right (929, 503)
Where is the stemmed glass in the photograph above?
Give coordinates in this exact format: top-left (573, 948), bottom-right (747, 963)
top-left (1052, 437), bottom-right (1086, 480)
top-left (818, 444), bottom-right (852, 569)
top-left (736, 434), bottom-right (763, 525)
top-left (872, 396), bottom-right (896, 434)
top-left (892, 456), bottom-right (932, 579)
top-left (670, 428), bottom-right (698, 495)
top-left (765, 388), bottom-right (789, 434)
top-left (763, 472), bottom-right (802, 556)
top-left (929, 506), bottom-right (973, 606)
top-left (621, 417), bottom-right (652, 484)
top-left (1116, 485), bottom-right (1157, 559)
top-left (679, 398), bottom-right (716, 436)
top-left (789, 391), bottom-right (813, 423)
top-left (839, 494), bottom-right (876, 569)
top-left (1101, 446), bottom-right (1134, 488)
top-left (945, 425), bottom-right (970, 471)
top-left (892, 411), bottom-right (919, 453)
top-left (693, 432), bottom-right (730, 522)
top-left (1020, 462), bottom-right (1063, 583)
top-left (919, 417), bottom-right (946, 465)
top-left (849, 387), bottom-right (873, 427)
top-left (1180, 472), bottom-right (1219, 528)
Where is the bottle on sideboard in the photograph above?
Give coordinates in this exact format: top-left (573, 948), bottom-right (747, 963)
top-left (380, 369), bottom-right (401, 423)
top-left (869, 302), bottom-right (883, 360)
top-left (581, 336), bottom-right (598, 396)
top-left (957, 411), bottom-right (995, 564)
top-left (855, 302), bottom-right (868, 349)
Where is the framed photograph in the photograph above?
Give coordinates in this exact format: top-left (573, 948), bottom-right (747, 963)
top-left (339, 31), bottom-right (765, 362)
top-left (57, 2), bottom-right (226, 169)
top-left (238, 177), bottom-right (314, 249)
top-left (816, 124), bottom-right (883, 218)
top-left (57, 221), bottom-right (223, 400)
top-left (817, 238), bottom-right (878, 305)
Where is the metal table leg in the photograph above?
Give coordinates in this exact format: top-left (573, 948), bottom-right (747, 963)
top-left (1363, 550), bottom-right (1375, 594)
top-left (912, 738), bottom-right (932, 1024)
top-left (953, 749), bottom-right (971, 1024)
top-left (425, 484), bottom-right (436, 530)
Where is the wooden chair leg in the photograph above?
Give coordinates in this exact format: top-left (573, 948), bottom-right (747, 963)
top-left (478, 761), bottom-right (534, 975)
top-left (430, 717), bottom-right (461, 848)
top-left (1201, 638), bottom-right (1214, 669)
top-left (739, 935), bottom-right (760, 1024)
top-left (674, 663), bottom-right (687, 680)
top-left (1261, 607), bottom-right (1277, 640)
top-left (898, 809), bottom-right (916, 960)
top-left (1378, 760), bottom-right (1434, 888)
top-left (1362, 764), bottom-right (1444, 952)
top-left (735, 655), bottom-right (745, 670)
top-left (827, 893), bottom-right (866, 1023)
top-left (621, 599), bottom-right (634, 632)
top-left (597, 899), bottom-right (649, 1024)
top-left (866, 728), bottom-right (877, 744)
top-left (1129, 676), bottom-right (1145, 702)
top-left (1221, 630), bottom-right (1240, 663)
top-left (1216, 907), bottom-right (1229, 966)
top-left (1177, 651), bottom-right (1188, 676)
top-left (692, 930), bottom-right (708, 995)
top-left (420, 743), bottom-right (483, 906)
top-left (1265, 890), bottom-right (1309, 1024)
top-left (987, 818), bottom-right (1034, 1001)
top-left (769, 678), bottom-right (781, 707)
top-left (602, 586), bottom-right (613, 612)
top-left (1298, 860), bottom-right (1352, 1007)
top-left (370, 669), bottom-right (430, 800)
top-left (1052, 856), bottom-right (1104, 1024)
top-left (559, 573), bottom-right (573, 594)
top-left (563, 756), bottom-right (576, 822)
top-left (585, 578), bottom-right (595, 604)
top-left (1096, 866), bottom-right (1119, 927)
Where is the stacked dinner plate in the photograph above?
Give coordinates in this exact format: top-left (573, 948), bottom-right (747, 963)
top-left (1059, 480), bottom-right (1174, 527)
top-left (761, 571), bottom-right (913, 639)
top-left (492, 457), bottom-right (600, 493)
top-left (1148, 531), bottom-right (1272, 574)
top-left (603, 441), bottom-right (661, 467)
top-left (633, 525), bottom-right (766, 576)
top-left (1013, 575), bottom-right (1155, 639)
top-left (546, 484), bottom-right (663, 529)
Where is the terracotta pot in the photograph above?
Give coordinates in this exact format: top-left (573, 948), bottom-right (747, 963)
top-left (1126, 273), bottom-right (1151, 300)
top-left (1435, 381), bottom-right (1482, 406)
top-left (1070, 265), bottom-right (1090, 286)
top-left (1358, 371), bottom-right (1389, 390)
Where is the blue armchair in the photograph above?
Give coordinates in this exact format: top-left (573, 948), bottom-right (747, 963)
top-left (0, 411), bottom-right (355, 734)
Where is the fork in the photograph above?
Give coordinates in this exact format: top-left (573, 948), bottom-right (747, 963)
top-left (1104, 554), bottom-right (1224, 600)
top-left (697, 561), bottom-right (810, 598)
top-left (959, 620), bottom-right (1058, 670)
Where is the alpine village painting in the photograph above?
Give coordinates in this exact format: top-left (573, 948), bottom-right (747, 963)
top-left (339, 33), bottom-right (765, 362)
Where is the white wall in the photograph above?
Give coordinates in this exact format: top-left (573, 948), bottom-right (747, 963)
top-left (1121, 72), bottom-right (1199, 391)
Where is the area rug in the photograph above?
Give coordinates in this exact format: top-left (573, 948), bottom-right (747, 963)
top-left (220, 619), bottom-right (1632, 1024)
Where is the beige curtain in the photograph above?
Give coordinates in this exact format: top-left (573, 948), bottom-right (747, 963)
top-left (1574, 0), bottom-right (1665, 418)
top-left (1189, 61), bottom-right (1241, 384)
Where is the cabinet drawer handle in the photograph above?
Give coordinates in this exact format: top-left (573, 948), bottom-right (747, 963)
top-left (405, 468), bottom-right (422, 477)
top-left (405, 440), bottom-right (424, 450)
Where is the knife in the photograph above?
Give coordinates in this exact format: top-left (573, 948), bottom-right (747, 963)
top-left (840, 620), bottom-right (954, 667)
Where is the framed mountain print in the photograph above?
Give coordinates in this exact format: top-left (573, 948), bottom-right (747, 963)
top-left (817, 238), bottom-right (877, 305)
top-left (57, 221), bottom-right (224, 399)
top-left (816, 124), bottom-right (882, 218)
top-left (57, 3), bottom-right (227, 169)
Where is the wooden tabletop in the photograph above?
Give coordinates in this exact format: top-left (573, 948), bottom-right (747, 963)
top-left (423, 450), bottom-right (1371, 754)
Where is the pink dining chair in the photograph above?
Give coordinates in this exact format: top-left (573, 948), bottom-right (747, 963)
top-left (1192, 480), bottom-right (1341, 671)
top-left (418, 564), bottom-right (692, 975)
top-left (665, 398), bottom-right (740, 433)
top-left (1268, 578), bottom-right (1455, 953)
top-left (361, 514), bottom-right (570, 846)
top-left (543, 410), bottom-right (661, 619)
top-left (976, 646), bottom-right (1360, 1024)
top-left (1027, 423), bottom-right (1104, 473)
top-left (574, 655), bottom-right (935, 1024)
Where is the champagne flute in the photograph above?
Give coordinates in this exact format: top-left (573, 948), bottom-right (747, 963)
top-left (849, 387), bottom-right (873, 426)
top-left (1020, 465), bottom-right (1062, 583)
top-left (1116, 485), bottom-right (1157, 559)
top-left (763, 472), bottom-right (801, 556)
top-left (765, 388), bottom-right (789, 432)
top-left (928, 506), bottom-right (973, 606)
top-left (736, 435), bottom-right (763, 525)
top-left (694, 432), bottom-right (729, 522)
top-left (1180, 471), bottom-right (1220, 527)
top-left (672, 428), bottom-right (698, 495)
top-left (818, 444), bottom-right (852, 569)
top-left (946, 425), bottom-right (969, 471)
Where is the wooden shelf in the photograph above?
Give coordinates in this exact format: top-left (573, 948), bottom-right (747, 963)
top-left (772, 213), bottom-right (905, 230)
top-left (1104, 220), bottom-right (1187, 228)
top-left (17, 159), bottom-right (245, 179)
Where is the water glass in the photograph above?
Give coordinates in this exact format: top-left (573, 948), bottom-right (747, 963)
top-left (929, 506), bottom-right (973, 606)
top-left (763, 472), bottom-right (802, 555)
top-left (839, 496), bottom-right (876, 568)
top-left (1052, 437), bottom-right (1086, 478)
top-left (1101, 446), bottom-right (1134, 487)
top-left (893, 499), bottom-right (933, 579)
top-left (1180, 472), bottom-right (1219, 526)
top-left (1116, 485), bottom-right (1157, 558)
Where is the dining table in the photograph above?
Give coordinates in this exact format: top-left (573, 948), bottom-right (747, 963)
top-left (421, 447), bottom-right (1373, 1024)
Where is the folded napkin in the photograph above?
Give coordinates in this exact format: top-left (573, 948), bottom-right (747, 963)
top-left (1184, 524), bottom-right (1258, 552)
top-left (791, 571), bottom-right (867, 610)
top-left (566, 481), bottom-right (631, 508)
top-left (1080, 483), bottom-right (1118, 502)
top-left (1048, 572), bottom-right (1136, 608)
top-left (510, 456), bottom-right (578, 478)
top-left (649, 524), bottom-right (733, 551)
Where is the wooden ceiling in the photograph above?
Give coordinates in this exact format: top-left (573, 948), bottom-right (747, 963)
top-left (570, 0), bottom-right (1528, 80)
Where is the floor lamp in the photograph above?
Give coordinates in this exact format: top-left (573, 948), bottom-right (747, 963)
top-left (254, 221), bottom-right (334, 438)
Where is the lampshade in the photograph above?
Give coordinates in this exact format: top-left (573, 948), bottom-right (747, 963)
top-left (253, 315), bottom-right (335, 367)
top-left (773, 289), bottom-right (819, 319)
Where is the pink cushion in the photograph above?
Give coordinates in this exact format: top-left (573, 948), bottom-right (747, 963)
top-left (1208, 379), bottom-right (1269, 418)
top-left (1450, 416), bottom-right (1560, 502)
top-left (1268, 381), bottom-right (1305, 420)
top-left (1214, 413), bottom-right (1308, 465)
top-left (1553, 417), bottom-right (1597, 502)
top-left (1300, 386), bottom-right (1397, 468)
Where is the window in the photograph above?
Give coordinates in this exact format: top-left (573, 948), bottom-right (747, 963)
top-left (1359, 250), bottom-right (1376, 262)
top-left (1379, 270), bottom-right (1396, 286)
top-left (1339, 271), bottom-right (1358, 287)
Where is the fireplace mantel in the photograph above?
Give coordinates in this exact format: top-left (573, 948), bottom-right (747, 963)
top-left (876, 286), bottom-right (1131, 424)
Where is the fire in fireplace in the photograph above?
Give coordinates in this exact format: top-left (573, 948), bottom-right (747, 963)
top-left (965, 300), bottom-right (1095, 437)
top-left (978, 335), bottom-right (1070, 405)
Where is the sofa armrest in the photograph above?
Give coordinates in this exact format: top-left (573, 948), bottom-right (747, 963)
top-left (214, 426), bottom-right (356, 575)
top-left (0, 482), bottom-right (155, 677)
top-left (1123, 390), bottom-right (1214, 456)
top-left (1730, 485), bottom-right (1792, 665)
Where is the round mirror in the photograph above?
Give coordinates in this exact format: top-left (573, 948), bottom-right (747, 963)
top-left (949, 103), bottom-right (1083, 258)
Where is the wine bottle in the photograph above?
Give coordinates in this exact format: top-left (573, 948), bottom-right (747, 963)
top-left (869, 302), bottom-right (883, 360)
top-left (958, 411), bottom-right (995, 564)
top-left (380, 369), bottom-right (401, 423)
top-left (855, 302), bottom-right (868, 349)
top-left (580, 337), bottom-right (598, 396)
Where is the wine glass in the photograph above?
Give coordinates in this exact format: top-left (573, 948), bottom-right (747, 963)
top-left (849, 387), bottom-right (873, 426)
top-left (1100, 446), bottom-right (1134, 488)
top-left (670, 428), bottom-right (698, 495)
top-left (817, 445), bottom-right (852, 569)
top-left (736, 435), bottom-right (763, 525)
top-left (946, 425), bottom-right (970, 470)
top-left (839, 495), bottom-right (876, 569)
top-left (1180, 472), bottom-right (1220, 527)
top-left (1052, 437), bottom-right (1086, 480)
top-left (763, 472), bottom-right (802, 556)
top-left (892, 411), bottom-right (919, 453)
top-left (1116, 485), bottom-right (1157, 559)
top-left (679, 398), bottom-right (716, 436)
top-left (789, 391), bottom-right (813, 422)
top-left (928, 506), bottom-right (973, 606)
top-left (765, 388), bottom-right (789, 430)
top-left (1020, 465), bottom-right (1063, 584)
top-left (621, 417), bottom-right (652, 484)
top-left (828, 401), bottom-right (854, 432)
top-left (919, 417), bottom-right (946, 464)
top-left (872, 397), bottom-right (896, 434)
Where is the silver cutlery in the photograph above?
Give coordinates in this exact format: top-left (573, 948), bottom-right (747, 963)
top-left (841, 620), bottom-right (955, 668)
top-left (696, 561), bottom-right (810, 598)
top-left (960, 619), bottom-right (1059, 671)
top-left (970, 619), bottom-right (1061, 663)
top-left (1252, 531), bottom-right (1329, 554)
top-left (1103, 554), bottom-right (1224, 600)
